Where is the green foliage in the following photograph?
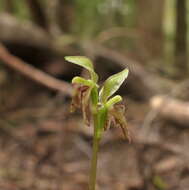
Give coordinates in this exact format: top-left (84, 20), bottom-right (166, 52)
top-left (14, 0), bottom-right (30, 19)
top-left (74, 0), bottom-right (136, 37)
top-left (74, 0), bottom-right (100, 37)
top-left (0, 0), bottom-right (30, 20)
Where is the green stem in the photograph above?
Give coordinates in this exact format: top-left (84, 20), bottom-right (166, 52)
top-left (89, 114), bottom-right (100, 190)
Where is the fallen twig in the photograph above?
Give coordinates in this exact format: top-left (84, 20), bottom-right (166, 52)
top-left (0, 43), bottom-right (72, 96)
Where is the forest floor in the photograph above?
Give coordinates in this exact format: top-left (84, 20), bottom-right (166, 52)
top-left (0, 80), bottom-right (189, 190)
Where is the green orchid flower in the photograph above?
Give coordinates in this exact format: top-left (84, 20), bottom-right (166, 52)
top-left (65, 56), bottom-right (130, 190)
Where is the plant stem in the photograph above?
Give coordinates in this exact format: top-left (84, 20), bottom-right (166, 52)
top-left (89, 114), bottom-right (100, 190)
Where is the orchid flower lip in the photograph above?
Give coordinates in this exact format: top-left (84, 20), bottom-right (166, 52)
top-left (72, 77), bottom-right (98, 88)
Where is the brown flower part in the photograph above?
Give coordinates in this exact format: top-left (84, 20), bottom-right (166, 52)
top-left (104, 114), bottom-right (112, 131)
top-left (109, 104), bottom-right (131, 142)
top-left (70, 84), bottom-right (91, 126)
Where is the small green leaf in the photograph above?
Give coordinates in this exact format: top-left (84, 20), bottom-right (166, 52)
top-left (100, 68), bottom-right (129, 103)
top-left (65, 56), bottom-right (98, 82)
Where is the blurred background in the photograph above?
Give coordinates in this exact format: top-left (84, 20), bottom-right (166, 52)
top-left (0, 0), bottom-right (189, 189)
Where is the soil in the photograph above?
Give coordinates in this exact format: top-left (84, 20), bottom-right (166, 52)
top-left (0, 81), bottom-right (189, 190)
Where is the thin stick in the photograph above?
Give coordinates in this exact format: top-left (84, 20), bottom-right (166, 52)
top-left (0, 43), bottom-right (72, 96)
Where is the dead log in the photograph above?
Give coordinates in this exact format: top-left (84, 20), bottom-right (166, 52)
top-left (86, 43), bottom-right (173, 100)
top-left (150, 95), bottom-right (189, 126)
top-left (0, 13), bottom-right (51, 49)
